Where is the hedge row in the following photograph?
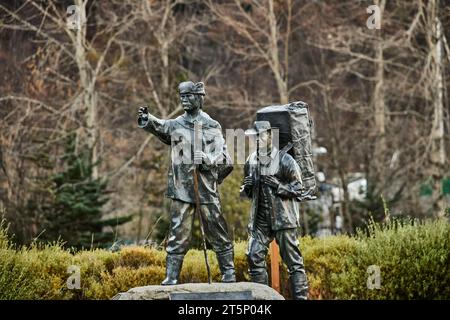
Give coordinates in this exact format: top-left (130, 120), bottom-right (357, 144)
top-left (0, 218), bottom-right (448, 299)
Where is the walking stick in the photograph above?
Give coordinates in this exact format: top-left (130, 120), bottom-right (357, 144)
top-left (192, 122), bottom-right (212, 284)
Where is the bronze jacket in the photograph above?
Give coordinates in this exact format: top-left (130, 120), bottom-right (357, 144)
top-left (241, 147), bottom-right (303, 231)
top-left (138, 111), bottom-right (233, 204)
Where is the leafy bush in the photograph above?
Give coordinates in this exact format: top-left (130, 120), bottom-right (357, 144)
top-left (331, 218), bottom-right (450, 299)
top-left (300, 235), bottom-right (359, 299)
top-left (0, 241), bottom-right (74, 299)
top-left (0, 218), bottom-right (448, 300)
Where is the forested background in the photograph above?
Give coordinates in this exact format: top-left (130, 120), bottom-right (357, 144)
top-left (0, 0), bottom-right (448, 249)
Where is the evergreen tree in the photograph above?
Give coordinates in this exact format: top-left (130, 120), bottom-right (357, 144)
top-left (40, 134), bottom-right (132, 249)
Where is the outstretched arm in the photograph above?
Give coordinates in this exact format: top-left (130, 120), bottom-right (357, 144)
top-left (138, 106), bottom-right (171, 145)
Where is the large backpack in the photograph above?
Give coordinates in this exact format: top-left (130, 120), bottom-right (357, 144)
top-left (256, 101), bottom-right (316, 197)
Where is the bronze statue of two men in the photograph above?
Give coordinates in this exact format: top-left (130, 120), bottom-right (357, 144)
top-left (137, 81), bottom-right (308, 300)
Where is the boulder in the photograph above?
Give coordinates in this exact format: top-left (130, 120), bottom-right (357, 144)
top-left (112, 282), bottom-right (284, 300)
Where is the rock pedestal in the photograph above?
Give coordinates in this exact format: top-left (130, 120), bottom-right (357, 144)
top-left (112, 282), bottom-right (284, 300)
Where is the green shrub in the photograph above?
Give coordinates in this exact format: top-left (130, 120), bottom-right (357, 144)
top-left (300, 235), bottom-right (359, 299)
top-left (0, 242), bottom-right (74, 299)
top-left (331, 218), bottom-right (450, 299)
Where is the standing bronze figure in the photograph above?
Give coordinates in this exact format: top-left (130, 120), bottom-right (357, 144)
top-left (241, 120), bottom-right (309, 300)
top-left (137, 81), bottom-right (235, 285)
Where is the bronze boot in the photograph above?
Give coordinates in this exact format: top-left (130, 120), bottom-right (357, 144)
top-left (289, 272), bottom-right (308, 300)
top-left (161, 254), bottom-right (184, 285)
top-left (249, 268), bottom-right (269, 285)
top-left (216, 249), bottom-right (236, 283)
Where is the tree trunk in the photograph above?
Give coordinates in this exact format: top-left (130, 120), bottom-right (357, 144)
top-left (161, 39), bottom-right (170, 110)
top-left (268, 0), bottom-right (288, 104)
top-left (339, 170), bottom-right (353, 233)
top-left (75, 0), bottom-right (98, 179)
top-left (373, 0), bottom-right (386, 192)
top-left (428, 0), bottom-right (446, 217)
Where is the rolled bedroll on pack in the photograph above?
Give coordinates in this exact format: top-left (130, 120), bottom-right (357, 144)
top-left (256, 101), bottom-right (317, 201)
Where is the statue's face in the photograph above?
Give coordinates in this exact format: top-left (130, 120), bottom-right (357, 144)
top-left (180, 93), bottom-right (201, 113)
top-left (257, 130), bottom-right (272, 151)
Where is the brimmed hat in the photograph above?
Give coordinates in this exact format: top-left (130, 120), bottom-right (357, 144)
top-left (179, 81), bottom-right (206, 96)
top-left (244, 121), bottom-right (272, 135)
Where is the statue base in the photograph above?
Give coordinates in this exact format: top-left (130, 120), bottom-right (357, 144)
top-left (112, 282), bottom-right (284, 300)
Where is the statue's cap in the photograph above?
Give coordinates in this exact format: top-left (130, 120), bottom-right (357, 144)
top-left (245, 121), bottom-right (272, 135)
top-left (179, 81), bottom-right (206, 96)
